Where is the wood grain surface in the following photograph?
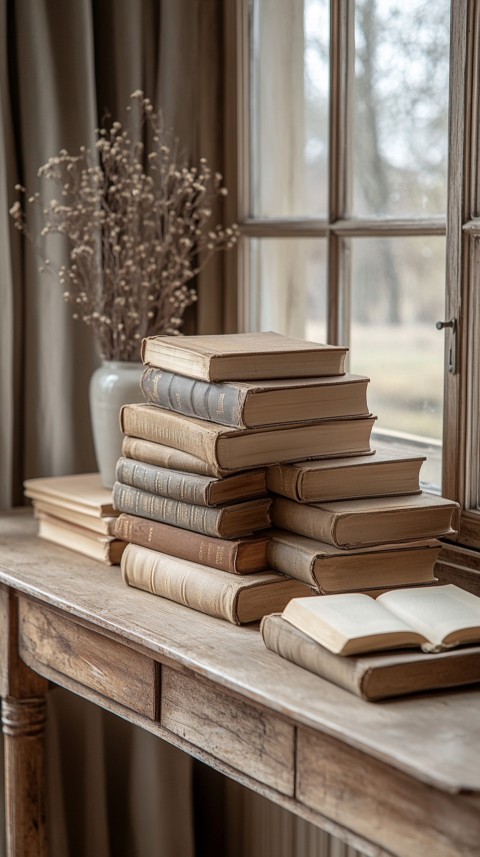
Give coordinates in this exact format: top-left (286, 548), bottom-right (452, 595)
top-left (1, 512), bottom-right (479, 796)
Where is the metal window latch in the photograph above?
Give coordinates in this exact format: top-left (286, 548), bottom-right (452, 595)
top-left (435, 318), bottom-right (457, 374)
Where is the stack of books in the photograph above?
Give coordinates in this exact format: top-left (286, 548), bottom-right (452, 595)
top-left (24, 473), bottom-right (125, 565)
top-left (114, 331), bottom-right (378, 623)
top-left (267, 451), bottom-right (458, 596)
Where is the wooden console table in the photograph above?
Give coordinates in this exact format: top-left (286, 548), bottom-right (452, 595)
top-left (1, 511), bottom-right (480, 857)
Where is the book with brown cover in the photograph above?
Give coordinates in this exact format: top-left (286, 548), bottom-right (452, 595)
top-left (24, 473), bottom-right (117, 518)
top-left (140, 367), bottom-right (370, 428)
top-left (114, 514), bottom-right (270, 573)
top-left (115, 456), bottom-right (267, 506)
top-left (268, 530), bottom-right (440, 593)
top-left (112, 482), bottom-right (272, 538)
top-left (267, 449), bottom-right (425, 502)
top-left (141, 331), bottom-right (348, 381)
top-left (271, 492), bottom-right (458, 548)
top-left (121, 543), bottom-right (312, 624)
top-left (122, 436), bottom-right (231, 478)
top-left (36, 512), bottom-right (125, 565)
top-left (260, 613), bottom-right (480, 701)
top-left (119, 404), bottom-right (376, 472)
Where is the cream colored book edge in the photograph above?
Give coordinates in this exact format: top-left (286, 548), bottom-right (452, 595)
top-left (37, 515), bottom-right (125, 565)
top-left (282, 585), bottom-right (480, 656)
top-left (33, 499), bottom-right (117, 534)
top-left (24, 472), bottom-right (116, 517)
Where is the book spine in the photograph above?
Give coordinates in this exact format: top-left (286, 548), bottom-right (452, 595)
top-left (120, 405), bottom-right (218, 465)
top-left (268, 539), bottom-right (317, 586)
top-left (114, 513), bottom-right (243, 573)
top-left (260, 614), bottom-right (366, 698)
top-left (121, 436), bottom-right (226, 477)
top-left (121, 544), bottom-right (239, 622)
top-left (266, 465), bottom-right (302, 501)
top-left (271, 498), bottom-right (338, 546)
top-left (116, 457), bottom-right (212, 505)
top-left (113, 483), bottom-right (224, 537)
top-left (141, 368), bottom-right (247, 428)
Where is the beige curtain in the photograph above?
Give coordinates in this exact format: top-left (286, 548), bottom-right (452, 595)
top-left (0, 1), bottom-right (224, 854)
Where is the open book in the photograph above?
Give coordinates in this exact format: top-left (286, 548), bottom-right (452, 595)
top-left (282, 584), bottom-right (480, 655)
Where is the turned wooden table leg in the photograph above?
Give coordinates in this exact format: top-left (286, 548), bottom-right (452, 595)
top-left (1, 586), bottom-right (49, 857)
top-left (2, 697), bottom-right (48, 857)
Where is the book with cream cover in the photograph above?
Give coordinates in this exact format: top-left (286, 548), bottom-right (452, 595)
top-left (141, 331), bottom-right (348, 381)
top-left (24, 473), bottom-right (117, 518)
top-left (120, 404), bottom-right (376, 472)
top-left (261, 613), bottom-right (480, 701)
top-left (281, 585), bottom-right (480, 655)
top-left (121, 543), bottom-right (312, 624)
top-left (140, 367), bottom-right (369, 428)
top-left (37, 512), bottom-right (125, 565)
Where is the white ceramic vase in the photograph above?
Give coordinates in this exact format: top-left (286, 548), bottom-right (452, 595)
top-left (89, 360), bottom-right (143, 489)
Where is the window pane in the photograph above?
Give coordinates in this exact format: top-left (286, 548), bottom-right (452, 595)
top-left (352, 0), bottom-right (450, 217)
top-left (250, 0), bottom-right (329, 217)
top-left (349, 236), bottom-right (445, 491)
top-left (248, 238), bottom-right (327, 340)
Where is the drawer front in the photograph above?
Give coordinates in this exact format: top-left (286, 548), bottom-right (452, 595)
top-left (162, 667), bottom-right (294, 795)
top-left (19, 599), bottom-right (156, 719)
top-left (296, 726), bottom-right (480, 857)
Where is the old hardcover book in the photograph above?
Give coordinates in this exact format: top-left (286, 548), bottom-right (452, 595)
top-left (141, 331), bottom-right (348, 381)
top-left (268, 530), bottom-right (440, 593)
top-left (121, 543), bottom-right (311, 624)
top-left (115, 456), bottom-right (267, 506)
top-left (281, 584), bottom-right (480, 655)
top-left (122, 436), bottom-right (231, 478)
top-left (32, 499), bottom-right (116, 535)
top-left (261, 614), bottom-right (480, 701)
top-left (37, 513), bottom-right (125, 565)
top-left (140, 367), bottom-right (369, 428)
top-left (120, 404), bottom-right (376, 472)
top-left (114, 514), bottom-right (270, 573)
top-left (267, 449), bottom-right (425, 502)
top-left (271, 493), bottom-right (458, 548)
top-left (113, 482), bottom-right (271, 538)
top-left (24, 473), bottom-right (116, 518)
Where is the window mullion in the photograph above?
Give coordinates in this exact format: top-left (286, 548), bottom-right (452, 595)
top-left (327, 0), bottom-right (353, 344)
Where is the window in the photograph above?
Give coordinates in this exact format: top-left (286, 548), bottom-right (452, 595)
top-left (224, 0), bottom-right (480, 551)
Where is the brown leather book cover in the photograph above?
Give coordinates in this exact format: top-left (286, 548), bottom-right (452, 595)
top-left (261, 613), bottom-right (480, 701)
top-left (114, 514), bottom-right (270, 573)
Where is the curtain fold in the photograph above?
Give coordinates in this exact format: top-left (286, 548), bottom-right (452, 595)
top-left (1, 1), bottom-right (224, 854)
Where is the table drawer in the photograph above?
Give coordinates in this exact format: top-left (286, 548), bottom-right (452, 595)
top-left (18, 599), bottom-right (156, 718)
top-left (296, 725), bottom-right (480, 857)
top-left (162, 667), bottom-right (294, 795)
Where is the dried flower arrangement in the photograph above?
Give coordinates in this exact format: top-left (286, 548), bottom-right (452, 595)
top-left (10, 91), bottom-right (239, 361)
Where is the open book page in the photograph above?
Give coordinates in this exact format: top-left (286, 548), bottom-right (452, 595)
top-left (377, 584), bottom-right (480, 652)
top-left (282, 593), bottom-right (426, 655)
